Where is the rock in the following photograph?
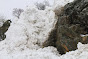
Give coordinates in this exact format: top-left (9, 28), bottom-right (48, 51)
top-left (43, 0), bottom-right (88, 55)
top-left (43, 22), bottom-right (58, 47)
top-left (57, 0), bottom-right (88, 54)
top-left (0, 20), bottom-right (11, 40)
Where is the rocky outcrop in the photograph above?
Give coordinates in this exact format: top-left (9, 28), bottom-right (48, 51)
top-left (43, 0), bottom-right (88, 54)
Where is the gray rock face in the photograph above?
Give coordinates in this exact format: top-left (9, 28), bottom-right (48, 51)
top-left (43, 0), bottom-right (88, 55)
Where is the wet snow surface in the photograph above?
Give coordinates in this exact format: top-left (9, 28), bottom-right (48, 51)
top-left (0, 0), bottom-right (88, 59)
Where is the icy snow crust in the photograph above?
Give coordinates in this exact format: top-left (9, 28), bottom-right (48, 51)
top-left (0, 0), bottom-right (88, 59)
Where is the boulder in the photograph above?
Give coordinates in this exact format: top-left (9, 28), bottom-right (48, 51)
top-left (0, 20), bottom-right (11, 40)
top-left (57, 0), bottom-right (88, 54)
top-left (43, 0), bottom-right (88, 54)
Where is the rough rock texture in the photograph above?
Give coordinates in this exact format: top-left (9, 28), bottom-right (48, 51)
top-left (0, 20), bottom-right (11, 40)
top-left (56, 0), bottom-right (88, 54)
top-left (43, 0), bottom-right (88, 55)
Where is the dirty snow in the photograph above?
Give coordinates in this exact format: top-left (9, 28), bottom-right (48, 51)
top-left (0, 0), bottom-right (88, 59)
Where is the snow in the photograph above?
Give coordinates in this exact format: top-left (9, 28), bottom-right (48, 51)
top-left (80, 34), bottom-right (88, 37)
top-left (0, 5), bottom-right (58, 58)
top-left (0, 0), bottom-right (88, 59)
top-left (54, 0), bottom-right (74, 7)
top-left (59, 42), bottom-right (88, 59)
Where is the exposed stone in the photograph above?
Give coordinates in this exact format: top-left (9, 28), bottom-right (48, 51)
top-left (43, 0), bottom-right (88, 55)
top-left (0, 20), bottom-right (11, 40)
top-left (57, 0), bottom-right (88, 54)
top-left (43, 22), bottom-right (58, 47)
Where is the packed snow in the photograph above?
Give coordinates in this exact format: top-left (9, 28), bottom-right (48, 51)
top-left (0, 0), bottom-right (88, 59)
top-left (0, 5), bottom-right (58, 59)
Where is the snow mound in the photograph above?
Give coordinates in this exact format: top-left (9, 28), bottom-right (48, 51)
top-left (6, 5), bottom-right (57, 49)
top-left (0, 5), bottom-right (58, 58)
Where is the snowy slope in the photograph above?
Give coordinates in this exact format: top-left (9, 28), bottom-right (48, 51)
top-left (0, 0), bottom-right (88, 59)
